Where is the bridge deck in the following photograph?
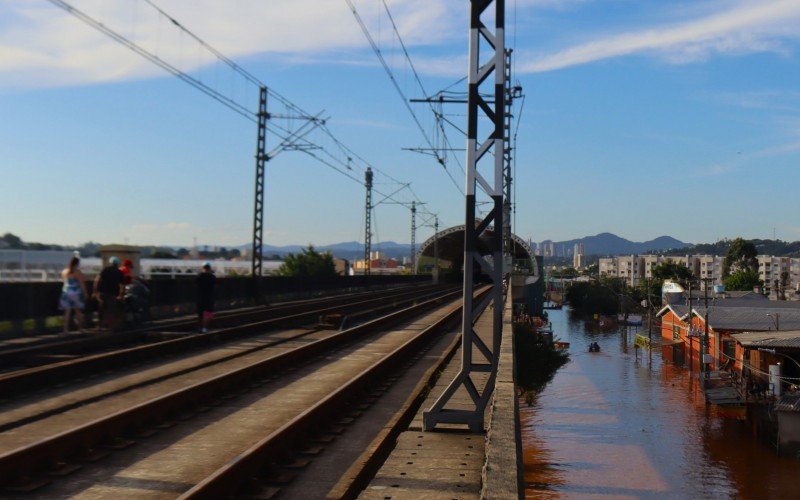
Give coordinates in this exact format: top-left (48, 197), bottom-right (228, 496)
top-left (358, 310), bottom-right (496, 499)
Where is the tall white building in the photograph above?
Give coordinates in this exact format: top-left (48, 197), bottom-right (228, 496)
top-left (573, 243), bottom-right (585, 269)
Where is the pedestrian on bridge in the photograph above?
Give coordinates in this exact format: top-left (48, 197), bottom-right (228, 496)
top-left (59, 254), bottom-right (88, 334)
top-left (196, 262), bottom-right (216, 333)
top-left (94, 256), bottom-right (124, 331)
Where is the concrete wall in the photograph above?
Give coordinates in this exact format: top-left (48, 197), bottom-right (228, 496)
top-left (481, 290), bottom-right (523, 499)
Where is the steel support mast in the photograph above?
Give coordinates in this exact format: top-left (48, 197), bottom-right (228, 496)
top-left (424, 0), bottom-right (506, 432)
top-left (502, 49), bottom-right (513, 260)
top-left (364, 167), bottom-right (373, 276)
top-left (411, 201), bottom-right (417, 274)
top-left (433, 215), bottom-right (439, 284)
top-left (251, 86), bottom-right (268, 286)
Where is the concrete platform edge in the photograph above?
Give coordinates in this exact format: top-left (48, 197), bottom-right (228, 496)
top-left (328, 326), bottom-right (463, 499)
top-left (480, 289), bottom-right (523, 500)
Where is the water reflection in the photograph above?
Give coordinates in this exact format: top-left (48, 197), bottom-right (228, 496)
top-left (521, 307), bottom-right (800, 498)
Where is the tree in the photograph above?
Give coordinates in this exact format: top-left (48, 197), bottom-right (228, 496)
top-left (1, 233), bottom-right (23, 249)
top-left (565, 281), bottom-right (619, 315)
top-left (152, 251), bottom-right (178, 259)
top-left (276, 245), bottom-right (336, 277)
top-left (723, 269), bottom-right (761, 291)
top-left (723, 237), bottom-right (758, 276)
top-left (652, 261), bottom-right (694, 282)
top-left (779, 271), bottom-right (789, 300)
top-left (581, 263), bottom-right (599, 277)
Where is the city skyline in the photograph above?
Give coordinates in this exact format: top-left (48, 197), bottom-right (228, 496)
top-left (2, 1), bottom-right (800, 247)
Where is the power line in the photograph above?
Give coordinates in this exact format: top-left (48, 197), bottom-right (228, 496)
top-left (48, 0), bottom-right (436, 233)
top-left (344, 0), bottom-right (463, 195)
top-left (45, 0), bottom-right (256, 122)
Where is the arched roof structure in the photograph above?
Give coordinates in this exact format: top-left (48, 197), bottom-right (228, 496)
top-left (416, 223), bottom-right (537, 278)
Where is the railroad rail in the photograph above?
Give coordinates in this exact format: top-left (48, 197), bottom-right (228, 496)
top-left (0, 285), bottom-right (479, 494)
top-left (0, 282), bottom-right (442, 367)
top-left (0, 284), bottom-right (454, 398)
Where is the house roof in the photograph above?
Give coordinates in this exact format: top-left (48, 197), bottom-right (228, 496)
top-left (708, 297), bottom-right (800, 309)
top-left (658, 301), bottom-right (800, 331)
top-left (656, 304), bottom-right (688, 320)
top-left (730, 331), bottom-right (800, 349)
top-left (696, 307), bottom-right (800, 331)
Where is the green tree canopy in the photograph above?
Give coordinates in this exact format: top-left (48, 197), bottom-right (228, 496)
top-left (581, 263), bottom-right (599, 277)
top-left (276, 245), bottom-right (337, 277)
top-left (651, 261), bottom-right (694, 282)
top-left (565, 281), bottom-right (619, 315)
top-left (1, 233), bottom-right (23, 249)
top-left (723, 237), bottom-right (758, 276)
top-left (723, 269), bottom-right (761, 291)
top-left (550, 267), bottom-right (579, 279)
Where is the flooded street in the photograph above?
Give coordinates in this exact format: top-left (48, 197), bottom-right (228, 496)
top-left (521, 307), bottom-right (800, 498)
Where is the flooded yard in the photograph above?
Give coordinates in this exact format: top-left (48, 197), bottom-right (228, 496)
top-left (521, 307), bottom-right (800, 498)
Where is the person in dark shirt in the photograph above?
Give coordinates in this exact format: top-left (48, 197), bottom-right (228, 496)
top-left (196, 262), bottom-right (216, 333)
top-left (93, 256), bottom-right (125, 331)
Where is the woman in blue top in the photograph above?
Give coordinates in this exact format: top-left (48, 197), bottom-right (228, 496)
top-left (59, 255), bottom-right (88, 334)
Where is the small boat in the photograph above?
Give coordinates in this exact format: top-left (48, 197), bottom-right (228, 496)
top-left (588, 342), bottom-right (601, 353)
top-left (554, 341), bottom-right (570, 350)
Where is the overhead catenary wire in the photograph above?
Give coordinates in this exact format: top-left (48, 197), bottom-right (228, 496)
top-left (45, 0), bottom-right (256, 123)
top-left (140, 0), bottom-right (445, 212)
top-left (49, 0), bottom-right (438, 252)
top-left (344, 0), bottom-right (463, 196)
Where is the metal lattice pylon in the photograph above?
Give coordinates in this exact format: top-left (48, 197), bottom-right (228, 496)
top-left (364, 167), bottom-right (373, 276)
top-left (251, 86), bottom-right (268, 284)
top-left (423, 0), bottom-right (506, 432)
top-left (411, 201), bottom-right (417, 275)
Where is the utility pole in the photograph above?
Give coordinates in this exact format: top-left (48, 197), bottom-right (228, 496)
top-left (364, 167), bottom-right (373, 276)
top-left (251, 86), bottom-right (268, 295)
top-left (424, 0), bottom-right (506, 432)
top-left (433, 215), bottom-right (439, 284)
top-left (702, 278), bottom-right (711, 385)
top-left (687, 282), bottom-right (693, 371)
top-left (411, 201), bottom-right (417, 275)
top-left (502, 48), bottom-right (514, 263)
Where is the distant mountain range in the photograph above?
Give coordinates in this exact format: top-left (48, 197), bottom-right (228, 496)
top-left (260, 241), bottom-right (411, 261)
top-left (256, 233), bottom-right (690, 260)
top-left (542, 233), bottom-right (689, 256)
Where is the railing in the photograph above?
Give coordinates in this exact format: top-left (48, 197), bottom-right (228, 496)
top-left (0, 275), bottom-right (430, 335)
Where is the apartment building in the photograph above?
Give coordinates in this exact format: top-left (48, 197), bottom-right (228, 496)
top-left (758, 256), bottom-right (800, 295)
top-left (696, 255), bottom-right (725, 287)
top-left (599, 257), bottom-right (617, 276)
top-left (573, 243), bottom-right (585, 269)
top-left (598, 253), bottom-right (800, 298)
top-left (641, 254), bottom-right (660, 279)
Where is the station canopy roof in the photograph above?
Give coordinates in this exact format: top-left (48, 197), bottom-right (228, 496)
top-left (416, 222), bottom-right (536, 275)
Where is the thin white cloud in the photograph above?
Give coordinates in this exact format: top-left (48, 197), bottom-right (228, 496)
top-left (706, 90), bottom-right (800, 112)
top-left (520, 0), bottom-right (800, 73)
top-left (0, 0), bottom-right (458, 89)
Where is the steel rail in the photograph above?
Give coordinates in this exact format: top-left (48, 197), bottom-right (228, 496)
top-left (180, 286), bottom-right (491, 499)
top-left (0, 287), bottom-right (460, 433)
top-left (0, 285), bottom-right (455, 399)
top-left (0, 283), bottom-right (439, 366)
top-left (0, 287), bottom-right (465, 485)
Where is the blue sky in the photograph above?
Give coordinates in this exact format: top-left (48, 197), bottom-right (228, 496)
top-left (2, 0), bottom-right (800, 248)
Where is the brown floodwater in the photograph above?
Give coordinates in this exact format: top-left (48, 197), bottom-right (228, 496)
top-left (521, 307), bottom-right (800, 499)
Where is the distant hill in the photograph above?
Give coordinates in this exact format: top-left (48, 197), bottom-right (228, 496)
top-left (662, 239), bottom-right (800, 258)
top-left (261, 241), bottom-right (411, 261)
top-left (545, 233), bottom-right (689, 256)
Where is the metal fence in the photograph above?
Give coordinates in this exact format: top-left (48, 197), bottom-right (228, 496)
top-left (0, 274), bottom-right (429, 335)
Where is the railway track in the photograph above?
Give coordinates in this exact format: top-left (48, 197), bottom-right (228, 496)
top-left (0, 283), bottom-right (442, 369)
top-left (0, 285), bottom-right (487, 497)
top-left (0, 284), bottom-right (455, 399)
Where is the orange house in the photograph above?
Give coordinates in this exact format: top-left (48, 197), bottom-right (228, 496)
top-left (658, 305), bottom-right (725, 372)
